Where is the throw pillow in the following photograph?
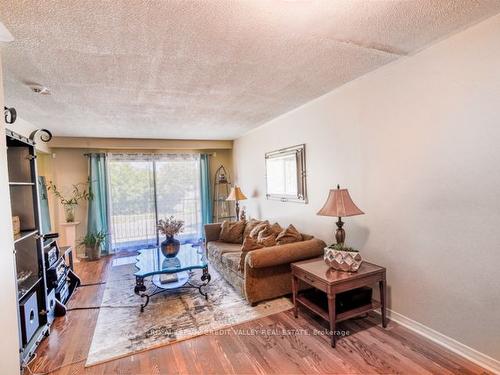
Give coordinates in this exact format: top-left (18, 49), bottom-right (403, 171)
top-left (276, 224), bottom-right (303, 245)
top-left (257, 226), bottom-right (278, 247)
top-left (239, 235), bottom-right (263, 271)
top-left (270, 222), bottom-right (283, 235)
top-left (249, 221), bottom-right (269, 239)
top-left (243, 218), bottom-right (263, 239)
top-left (219, 220), bottom-right (246, 244)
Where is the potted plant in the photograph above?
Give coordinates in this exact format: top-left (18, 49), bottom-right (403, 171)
top-left (79, 231), bottom-right (107, 261)
top-left (324, 243), bottom-right (363, 272)
top-left (48, 181), bottom-right (92, 222)
top-left (157, 216), bottom-right (184, 258)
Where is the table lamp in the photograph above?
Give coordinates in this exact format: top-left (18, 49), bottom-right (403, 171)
top-left (317, 185), bottom-right (364, 245)
top-left (226, 186), bottom-right (247, 221)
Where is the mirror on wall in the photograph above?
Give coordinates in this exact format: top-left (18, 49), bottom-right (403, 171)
top-left (265, 144), bottom-right (307, 203)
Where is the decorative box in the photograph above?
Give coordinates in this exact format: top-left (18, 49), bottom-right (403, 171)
top-left (12, 216), bottom-right (21, 235)
top-left (324, 247), bottom-right (363, 272)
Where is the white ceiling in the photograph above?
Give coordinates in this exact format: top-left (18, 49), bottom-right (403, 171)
top-left (1, 1), bottom-right (500, 140)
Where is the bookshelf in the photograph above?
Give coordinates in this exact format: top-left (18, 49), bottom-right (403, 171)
top-left (6, 129), bottom-right (50, 368)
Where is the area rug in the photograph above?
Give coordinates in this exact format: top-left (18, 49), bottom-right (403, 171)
top-left (85, 257), bottom-right (293, 367)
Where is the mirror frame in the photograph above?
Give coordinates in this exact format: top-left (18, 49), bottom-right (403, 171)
top-left (265, 144), bottom-right (307, 203)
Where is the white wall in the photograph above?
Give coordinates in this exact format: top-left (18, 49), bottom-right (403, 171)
top-left (0, 53), bottom-right (22, 374)
top-left (234, 14), bottom-right (500, 361)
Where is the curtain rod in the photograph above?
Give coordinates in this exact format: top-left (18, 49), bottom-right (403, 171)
top-left (84, 152), bottom-right (215, 157)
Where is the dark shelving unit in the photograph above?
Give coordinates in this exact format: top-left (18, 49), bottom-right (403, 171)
top-left (6, 129), bottom-right (50, 369)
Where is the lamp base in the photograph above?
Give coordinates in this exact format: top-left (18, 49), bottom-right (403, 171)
top-left (335, 217), bottom-right (345, 245)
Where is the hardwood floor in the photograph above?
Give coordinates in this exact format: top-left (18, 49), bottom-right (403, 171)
top-left (28, 255), bottom-right (489, 375)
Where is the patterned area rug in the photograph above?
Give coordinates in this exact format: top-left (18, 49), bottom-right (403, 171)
top-left (86, 257), bottom-right (293, 367)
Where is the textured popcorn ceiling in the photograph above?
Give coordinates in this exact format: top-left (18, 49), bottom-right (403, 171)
top-left (1, 1), bottom-right (500, 140)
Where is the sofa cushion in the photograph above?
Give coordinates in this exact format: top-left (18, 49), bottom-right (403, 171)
top-left (243, 219), bottom-right (264, 239)
top-left (207, 241), bottom-right (242, 261)
top-left (249, 221), bottom-right (269, 238)
top-left (239, 235), bottom-right (263, 270)
top-left (221, 252), bottom-right (242, 274)
top-left (257, 226), bottom-right (278, 247)
top-left (270, 222), bottom-right (283, 235)
top-left (219, 220), bottom-right (246, 244)
top-left (276, 224), bottom-right (303, 245)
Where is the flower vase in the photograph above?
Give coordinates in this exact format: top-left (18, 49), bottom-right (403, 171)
top-left (161, 235), bottom-right (181, 258)
top-left (63, 203), bottom-right (77, 223)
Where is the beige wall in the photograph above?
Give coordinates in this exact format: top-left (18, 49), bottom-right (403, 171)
top-left (0, 54), bottom-right (21, 374)
top-left (234, 14), bottom-right (500, 361)
top-left (43, 147), bottom-right (233, 256)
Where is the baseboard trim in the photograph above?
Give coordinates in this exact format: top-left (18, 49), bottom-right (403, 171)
top-left (376, 308), bottom-right (500, 374)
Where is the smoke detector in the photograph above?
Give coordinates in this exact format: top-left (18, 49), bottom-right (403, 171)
top-left (30, 84), bottom-right (51, 96)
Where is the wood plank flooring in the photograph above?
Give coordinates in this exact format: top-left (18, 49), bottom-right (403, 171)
top-left (28, 255), bottom-right (489, 375)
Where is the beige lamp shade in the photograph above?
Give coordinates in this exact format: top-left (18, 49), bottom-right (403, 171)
top-left (317, 188), bottom-right (364, 217)
top-left (226, 186), bottom-right (247, 201)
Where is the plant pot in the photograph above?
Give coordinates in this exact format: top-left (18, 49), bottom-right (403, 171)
top-left (87, 245), bottom-right (101, 261)
top-left (324, 247), bottom-right (363, 272)
top-left (63, 203), bottom-right (77, 223)
top-left (160, 236), bottom-right (180, 258)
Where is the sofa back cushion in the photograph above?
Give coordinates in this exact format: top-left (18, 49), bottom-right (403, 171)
top-left (239, 235), bottom-right (263, 270)
top-left (249, 221), bottom-right (269, 238)
top-left (243, 219), bottom-right (265, 239)
top-left (219, 220), bottom-right (246, 244)
top-left (276, 224), bottom-right (303, 245)
top-left (257, 226), bottom-right (279, 247)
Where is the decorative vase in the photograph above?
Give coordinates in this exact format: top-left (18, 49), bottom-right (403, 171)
top-left (161, 236), bottom-right (181, 258)
top-left (324, 247), bottom-right (363, 272)
top-left (63, 203), bottom-right (77, 223)
top-left (87, 245), bottom-right (101, 261)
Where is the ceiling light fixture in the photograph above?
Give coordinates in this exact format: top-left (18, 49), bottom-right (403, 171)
top-left (30, 84), bottom-right (51, 96)
top-left (0, 21), bottom-right (14, 42)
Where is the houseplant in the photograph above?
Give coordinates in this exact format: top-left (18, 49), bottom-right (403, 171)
top-left (324, 243), bottom-right (363, 272)
top-left (157, 216), bottom-right (184, 258)
top-left (79, 231), bottom-right (107, 261)
top-left (48, 181), bottom-right (92, 222)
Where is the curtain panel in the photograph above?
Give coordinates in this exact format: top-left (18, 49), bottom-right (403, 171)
top-left (200, 154), bottom-right (213, 228)
top-left (87, 153), bottom-right (111, 254)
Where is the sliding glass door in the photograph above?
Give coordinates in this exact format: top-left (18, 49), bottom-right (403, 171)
top-left (108, 154), bottom-right (202, 251)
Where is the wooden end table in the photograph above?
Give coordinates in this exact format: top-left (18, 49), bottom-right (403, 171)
top-left (291, 257), bottom-right (387, 347)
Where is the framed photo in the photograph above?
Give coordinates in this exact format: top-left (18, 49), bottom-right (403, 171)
top-left (265, 144), bottom-right (307, 203)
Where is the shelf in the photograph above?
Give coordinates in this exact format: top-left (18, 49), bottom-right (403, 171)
top-left (18, 276), bottom-right (42, 302)
top-left (296, 289), bottom-right (381, 323)
top-left (9, 182), bottom-right (35, 186)
top-left (14, 230), bottom-right (38, 244)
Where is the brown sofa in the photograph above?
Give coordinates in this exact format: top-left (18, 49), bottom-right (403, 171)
top-left (204, 222), bottom-right (326, 305)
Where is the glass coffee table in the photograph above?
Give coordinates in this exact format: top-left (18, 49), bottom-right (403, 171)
top-left (134, 243), bottom-right (210, 312)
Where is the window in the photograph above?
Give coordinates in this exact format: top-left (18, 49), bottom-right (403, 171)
top-left (107, 154), bottom-right (202, 251)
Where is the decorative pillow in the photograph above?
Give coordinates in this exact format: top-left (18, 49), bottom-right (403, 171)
top-left (257, 226), bottom-right (278, 247)
top-left (219, 220), bottom-right (246, 244)
top-left (243, 218), bottom-right (264, 239)
top-left (239, 235), bottom-right (263, 271)
top-left (276, 224), bottom-right (303, 245)
top-left (270, 222), bottom-right (283, 235)
top-left (249, 221), bottom-right (269, 239)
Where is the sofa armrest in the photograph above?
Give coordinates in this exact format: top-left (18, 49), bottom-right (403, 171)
top-left (246, 238), bottom-right (326, 269)
top-left (204, 223), bottom-right (222, 243)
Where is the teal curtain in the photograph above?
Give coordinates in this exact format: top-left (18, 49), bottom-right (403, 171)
top-left (200, 154), bottom-right (213, 228)
top-left (87, 153), bottom-right (111, 254)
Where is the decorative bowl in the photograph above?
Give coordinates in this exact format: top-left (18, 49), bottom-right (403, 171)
top-left (324, 247), bottom-right (363, 272)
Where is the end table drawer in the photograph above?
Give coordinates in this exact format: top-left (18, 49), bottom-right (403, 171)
top-left (293, 268), bottom-right (327, 292)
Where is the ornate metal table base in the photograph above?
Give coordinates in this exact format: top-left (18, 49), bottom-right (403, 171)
top-left (134, 267), bottom-right (211, 312)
